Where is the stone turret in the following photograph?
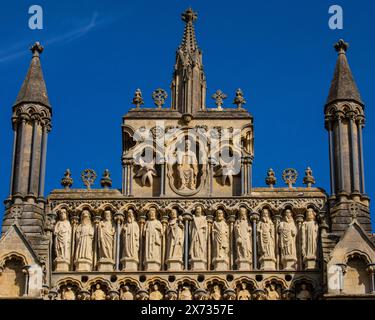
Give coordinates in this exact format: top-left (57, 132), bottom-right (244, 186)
top-left (324, 40), bottom-right (371, 235)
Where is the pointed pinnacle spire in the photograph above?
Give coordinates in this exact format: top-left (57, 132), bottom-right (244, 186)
top-left (326, 39), bottom-right (363, 107)
top-left (14, 41), bottom-right (51, 109)
top-left (180, 7), bottom-right (199, 52)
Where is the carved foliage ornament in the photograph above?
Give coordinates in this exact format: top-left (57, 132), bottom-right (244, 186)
top-left (81, 169), bottom-right (97, 190)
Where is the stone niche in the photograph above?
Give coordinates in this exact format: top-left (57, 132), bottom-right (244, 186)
top-left (343, 257), bottom-right (372, 294)
top-left (0, 257), bottom-right (26, 298)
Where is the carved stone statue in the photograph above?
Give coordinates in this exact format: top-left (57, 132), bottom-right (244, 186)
top-left (296, 284), bottom-right (312, 300)
top-left (62, 286), bottom-right (75, 300)
top-left (234, 207), bottom-right (252, 270)
top-left (237, 283), bottom-right (251, 300)
top-left (212, 209), bottom-right (229, 270)
top-left (120, 286), bottom-right (134, 300)
top-left (54, 208), bottom-right (72, 271)
top-left (215, 156), bottom-right (237, 186)
top-left (266, 284), bottom-right (281, 300)
top-left (302, 208), bottom-right (319, 270)
top-left (144, 208), bottom-right (163, 271)
top-left (75, 210), bottom-right (94, 271)
top-left (149, 284), bottom-right (163, 300)
top-left (135, 157), bottom-right (157, 186)
top-left (176, 139), bottom-right (198, 190)
top-left (166, 208), bottom-right (184, 271)
top-left (210, 285), bottom-right (222, 300)
top-left (121, 209), bottom-right (140, 271)
top-left (91, 284), bottom-right (106, 300)
top-left (97, 210), bottom-right (115, 271)
top-left (278, 209), bottom-right (297, 270)
top-left (257, 209), bottom-right (276, 270)
top-left (189, 206), bottom-right (208, 270)
top-left (179, 286), bottom-right (192, 300)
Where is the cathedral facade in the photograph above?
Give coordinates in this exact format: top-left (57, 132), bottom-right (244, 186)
top-left (0, 8), bottom-right (374, 300)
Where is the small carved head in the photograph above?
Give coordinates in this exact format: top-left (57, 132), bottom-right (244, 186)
top-left (153, 284), bottom-right (159, 291)
top-left (261, 208), bottom-right (270, 221)
top-left (215, 209), bottom-right (225, 221)
top-left (59, 208), bottom-right (68, 221)
top-left (284, 209), bottom-right (293, 221)
top-left (148, 207), bottom-right (157, 220)
top-left (306, 208), bottom-right (316, 221)
top-left (239, 207), bottom-right (248, 219)
top-left (81, 210), bottom-right (91, 224)
top-left (195, 206), bottom-right (203, 217)
top-left (103, 210), bottom-right (112, 221)
top-left (127, 209), bottom-right (135, 222)
top-left (96, 284), bottom-right (101, 290)
top-left (170, 208), bottom-right (178, 219)
top-left (241, 283), bottom-right (247, 290)
top-left (123, 286), bottom-right (129, 292)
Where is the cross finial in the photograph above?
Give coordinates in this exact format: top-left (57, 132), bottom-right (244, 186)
top-left (30, 41), bottom-right (44, 57)
top-left (181, 7), bottom-right (197, 24)
top-left (212, 90), bottom-right (227, 110)
top-left (334, 39), bottom-right (349, 55)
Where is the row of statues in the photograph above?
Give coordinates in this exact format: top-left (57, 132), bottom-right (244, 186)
top-left (59, 282), bottom-right (313, 300)
top-left (53, 206), bottom-right (319, 272)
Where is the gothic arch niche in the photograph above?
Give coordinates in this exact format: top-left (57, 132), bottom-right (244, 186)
top-left (343, 253), bottom-right (372, 294)
top-left (57, 278), bottom-right (81, 300)
top-left (118, 278), bottom-right (139, 300)
top-left (263, 278), bottom-right (286, 300)
top-left (146, 278), bottom-right (168, 300)
top-left (204, 278), bottom-right (228, 300)
top-left (292, 278), bottom-right (316, 300)
top-left (176, 278), bottom-right (198, 300)
top-left (234, 278), bottom-right (256, 300)
top-left (87, 278), bottom-right (110, 300)
top-left (165, 129), bottom-right (208, 196)
top-left (0, 255), bottom-right (26, 298)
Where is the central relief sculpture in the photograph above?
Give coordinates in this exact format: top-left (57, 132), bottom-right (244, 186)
top-left (166, 134), bottom-right (208, 196)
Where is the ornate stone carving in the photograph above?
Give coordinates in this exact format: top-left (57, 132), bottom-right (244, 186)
top-left (258, 208), bottom-right (276, 270)
top-left (265, 284), bottom-right (281, 300)
top-left (296, 284), bottom-right (312, 300)
top-left (152, 88), bottom-right (168, 108)
top-left (303, 167), bottom-right (315, 188)
top-left (120, 285), bottom-right (134, 300)
top-left (132, 88), bottom-right (144, 109)
top-left (233, 88), bottom-right (246, 109)
top-left (121, 209), bottom-right (140, 271)
top-left (278, 209), bottom-right (297, 270)
top-left (176, 139), bottom-right (198, 191)
top-left (81, 169), bottom-right (97, 190)
top-left (74, 210), bottom-right (94, 271)
top-left (61, 169), bottom-right (73, 190)
top-left (212, 90), bottom-right (227, 110)
top-left (190, 205), bottom-right (208, 270)
top-left (54, 208), bottom-right (72, 272)
top-left (100, 169), bottom-right (112, 189)
top-left (234, 207), bottom-right (252, 270)
top-left (91, 284), bottom-right (106, 300)
top-left (237, 283), bottom-right (251, 300)
top-left (166, 208), bottom-right (184, 271)
top-left (265, 168), bottom-right (276, 188)
top-left (302, 208), bottom-right (319, 270)
top-left (97, 210), bottom-right (115, 271)
top-left (149, 284), bottom-right (163, 300)
top-left (143, 208), bottom-right (163, 271)
top-left (135, 157), bottom-right (157, 186)
top-left (178, 285), bottom-right (192, 300)
top-left (61, 286), bottom-right (76, 300)
top-left (282, 168), bottom-right (298, 188)
top-left (209, 285), bottom-right (222, 300)
top-left (212, 209), bottom-right (229, 270)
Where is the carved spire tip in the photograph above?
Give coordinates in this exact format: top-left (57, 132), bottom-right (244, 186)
top-left (334, 39), bottom-right (349, 54)
top-left (30, 41), bottom-right (44, 56)
top-left (181, 7), bottom-right (197, 24)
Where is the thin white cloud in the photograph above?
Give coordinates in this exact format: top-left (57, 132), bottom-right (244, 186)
top-left (0, 12), bottom-right (110, 64)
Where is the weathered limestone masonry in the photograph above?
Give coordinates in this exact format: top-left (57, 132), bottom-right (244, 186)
top-left (0, 8), bottom-right (374, 300)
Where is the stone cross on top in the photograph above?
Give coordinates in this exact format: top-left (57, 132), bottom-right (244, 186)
top-left (30, 41), bottom-right (44, 57)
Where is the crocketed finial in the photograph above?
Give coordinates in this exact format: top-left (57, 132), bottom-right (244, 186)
top-left (181, 7), bottom-right (197, 24)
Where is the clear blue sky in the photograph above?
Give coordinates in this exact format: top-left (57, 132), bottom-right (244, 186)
top-left (0, 0), bottom-right (374, 228)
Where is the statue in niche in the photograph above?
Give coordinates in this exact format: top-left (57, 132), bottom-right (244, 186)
top-left (266, 284), bottom-right (281, 300)
top-left (237, 283), bottom-right (251, 300)
top-left (296, 284), bottom-right (312, 300)
top-left (215, 156), bottom-right (237, 186)
top-left (179, 286), bottom-right (192, 300)
top-left (98, 210), bottom-right (115, 263)
top-left (120, 286), bottom-right (134, 300)
top-left (234, 207), bottom-right (252, 268)
top-left (301, 208), bottom-right (319, 269)
top-left (54, 208), bottom-right (72, 267)
top-left (135, 157), bottom-right (157, 186)
top-left (258, 209), bottom-right (276, 264)
top-left (189, 206), bottom-right (208, 265)
top-left (91, 284), bottom-right (106, 300)
top-left (144, 208), bottom-right (163, 270)
top-left (278, 209), bottom-right (297, 269)
top-left (121, 209), bottom-right (140, 270)
top-left (62, 286), bottom-right (75, 300)
top-left (212, 209), bottom-right (229, 269)
top-left (176, 139), bottom-right (198, 190)
top-left (149, 284), bottom-right (163, 300)
top-left (210, 285), bottom-right (222, 300)
top-left (75, 210), bottom-right (94, 269)
top-left (166, 208), bottom-right (184, 264)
